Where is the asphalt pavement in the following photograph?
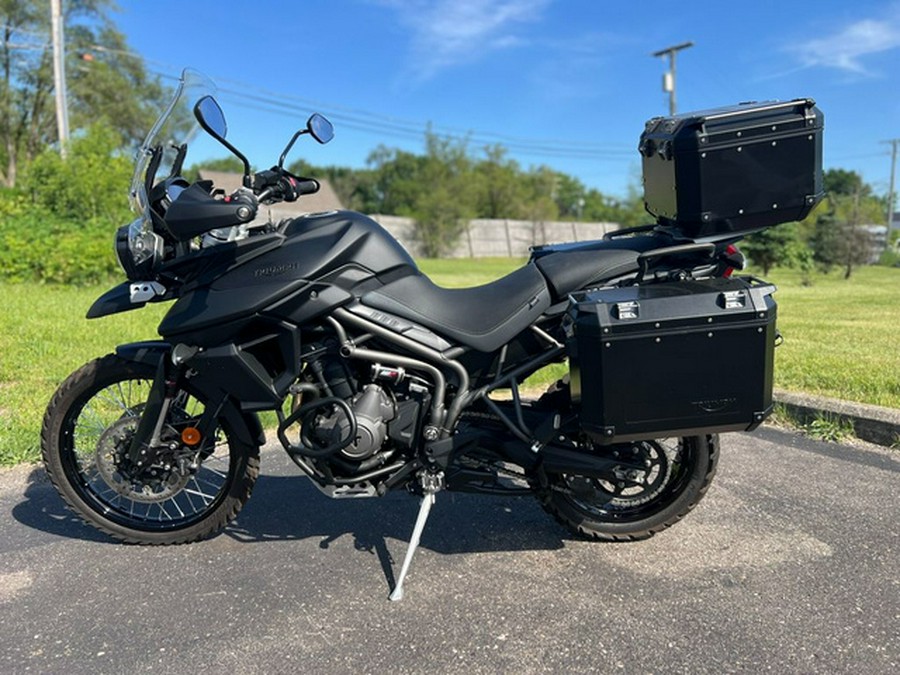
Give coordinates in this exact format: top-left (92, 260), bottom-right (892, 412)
top-left (0, 426), bottom-right (897, 674)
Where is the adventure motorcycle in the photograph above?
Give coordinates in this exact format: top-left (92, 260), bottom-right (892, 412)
top-left (42, 70), bottom-right (823, 600)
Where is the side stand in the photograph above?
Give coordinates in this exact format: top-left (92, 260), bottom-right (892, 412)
top-left (389, 472), bottom-right (442, 601)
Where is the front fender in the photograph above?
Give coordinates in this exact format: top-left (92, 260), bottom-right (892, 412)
top-left (87, 282), bottom-right (142, 319)
top-left (114, 341), bottom-right (266, 448)
top-left (115, 341), bottom-right (172, 366)
top-left (87, 281), bottom-right (169, 319)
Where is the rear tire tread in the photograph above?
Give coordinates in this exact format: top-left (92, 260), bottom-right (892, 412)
top-left (540, 434), bottom-right (719, 542)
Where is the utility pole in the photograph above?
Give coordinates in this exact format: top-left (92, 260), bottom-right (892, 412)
top-left (51, 0), bottom-right (69, 157)
top-left (884, 139), bottom-right (899, 235)
top-left (652, 41), bottom-right (693, 116)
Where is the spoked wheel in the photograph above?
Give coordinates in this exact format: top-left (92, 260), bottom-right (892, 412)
top-left (539, 435), bottom-right (719, 541)
top-left (42, 354), bottom-right (259, 544)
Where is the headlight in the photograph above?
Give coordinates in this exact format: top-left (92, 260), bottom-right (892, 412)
top-left (115, 218), bottom-right (163, 280)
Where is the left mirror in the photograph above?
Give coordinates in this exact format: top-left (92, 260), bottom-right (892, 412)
top-left (192, 95), bottom-right (252, 186)
top-left (194, 96), bottom-right (227, 140)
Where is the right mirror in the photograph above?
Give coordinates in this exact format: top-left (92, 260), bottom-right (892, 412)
top-left (307, 113), bottom-right (334, 144)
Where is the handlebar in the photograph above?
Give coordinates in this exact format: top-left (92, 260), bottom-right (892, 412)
top-left (162, 168), bottom-right (322, 244)
top-left (252, 168), bottom-right (320, 203)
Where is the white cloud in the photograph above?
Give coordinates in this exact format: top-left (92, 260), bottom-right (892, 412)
top-left (380, 0), bottom-right (550, 80)
top-left (790, 10), bottom-right (900, 75)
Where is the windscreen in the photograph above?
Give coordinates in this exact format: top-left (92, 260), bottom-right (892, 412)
top-left (124, 69), bottom-right (217, 267)
top-left (129, 68), bottom-right (217, 219)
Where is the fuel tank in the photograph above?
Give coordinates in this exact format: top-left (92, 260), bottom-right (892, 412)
top-left (158, 210), bottom-right (418, 344)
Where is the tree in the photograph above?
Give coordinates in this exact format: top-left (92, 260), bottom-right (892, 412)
top-left (473, 144), bottom-right (527, 219)
top-left (24, 120), bottom-right (131, 221)
top-left (410, 129), bottom-right (475, 257)
top-left (523, 166), bottom-right (559, 222)
top-left (552, 172), bottom-right (586, 220)
top-left (0, 0), bottom-right (167, 187)
top-left (365, 144), bottom-right (427, 215)
top-left (67, 26), bottom-right (168, 147)
top-left (811, 169), bottom-right (883, 278)
top-left (581, 185), bottom-right (648, 227)
top-left (288, 157), bottom-right (380, 212)
top-left (742, 221), bottom-right (813, 280)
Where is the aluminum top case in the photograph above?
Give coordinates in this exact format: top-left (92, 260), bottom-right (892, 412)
top-left (640, 99), bottom-right (824, 239)
top-left (566, 277), bottom-right (777, 444)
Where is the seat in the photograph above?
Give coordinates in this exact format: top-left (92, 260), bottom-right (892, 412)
top-left (360, 240), bottom-right (654, 352)
top-left (534, 249), bottom-right (641, 300)
top-left (361, 264), bottom-right (552, 353)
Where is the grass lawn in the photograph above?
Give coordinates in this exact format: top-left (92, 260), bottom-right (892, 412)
top-left (764, 265), bottom-right (900, 408)
top-left (2, 260), bottom-right (897, 465)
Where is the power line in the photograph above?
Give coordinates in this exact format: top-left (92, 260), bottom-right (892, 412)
top-left (212, 88), bottom-right (634, 160)
top-left (828, 151), bottom-right (891, 161)
top-left (81, 43), bottom-right (636, 161)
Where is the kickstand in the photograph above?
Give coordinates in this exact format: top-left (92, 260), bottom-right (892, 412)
top-left (389, 472), bottom-right (443, 601)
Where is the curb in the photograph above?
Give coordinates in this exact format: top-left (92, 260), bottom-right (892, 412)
top-left (772, 389), bottom-right (900, 448)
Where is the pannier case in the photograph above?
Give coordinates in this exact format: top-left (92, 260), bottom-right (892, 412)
top-left (640, 99), bottom-right (824, 239)
top-left (566, 277), bottom-right (776, 444)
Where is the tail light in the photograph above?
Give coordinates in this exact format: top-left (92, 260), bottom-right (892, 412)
top-left (722, 244), bottom-right (744, 278)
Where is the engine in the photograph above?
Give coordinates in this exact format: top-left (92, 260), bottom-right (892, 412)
top-left (309, 384), bottom-right (396, 460)
top-left (279, 351), bottom-right (431, 479)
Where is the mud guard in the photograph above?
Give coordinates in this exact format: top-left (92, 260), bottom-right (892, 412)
top-left (87, 282), bottom-right (143, 319)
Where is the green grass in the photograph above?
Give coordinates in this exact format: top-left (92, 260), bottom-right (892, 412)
top-left (0, 285), bottom-right (167, 465)
top-left (763, 265), bottom-right (900, 408)
top-left (1, 261), bottom-right (898, 466)
top-left (419, 257), bottom-right (524, 287)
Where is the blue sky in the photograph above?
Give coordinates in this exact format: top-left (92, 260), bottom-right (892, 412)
top-left (112, 0), bottom-right (900, 204)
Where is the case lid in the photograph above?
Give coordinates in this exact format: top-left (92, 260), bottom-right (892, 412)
top-left (640, 98), bottom-right (821, 158)
top-left (569, 277), bottom-right (776, 336)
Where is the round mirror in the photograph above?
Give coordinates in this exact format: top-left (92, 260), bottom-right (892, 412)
top-left (194, 96), bottom-right (228, 140)
top-left (307, 113), bottom-right (334, 144)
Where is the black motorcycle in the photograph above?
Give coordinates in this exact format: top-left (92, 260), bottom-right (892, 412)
top-left (42, 70), bottom-right (823, 600)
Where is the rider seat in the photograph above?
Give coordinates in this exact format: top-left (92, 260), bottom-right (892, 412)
top-left (360, 244), bottom-right (648, 353)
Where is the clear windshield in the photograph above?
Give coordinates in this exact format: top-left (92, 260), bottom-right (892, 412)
top-left (129, 69), bottom-right (217, 217)
top-left (124, 69), bottom-right (217, 268)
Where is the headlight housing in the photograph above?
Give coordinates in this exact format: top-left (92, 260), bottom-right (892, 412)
top-left (115, 218), bottom-right (163, 280)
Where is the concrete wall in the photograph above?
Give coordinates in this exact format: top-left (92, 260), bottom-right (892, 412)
top-left (369, 215), bottom-right (619, 258)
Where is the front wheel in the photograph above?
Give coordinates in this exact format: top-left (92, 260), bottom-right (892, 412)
top-left (539, 435), bottom-right (718, 541)
top-left (42, 354), bottom-right (260, 544)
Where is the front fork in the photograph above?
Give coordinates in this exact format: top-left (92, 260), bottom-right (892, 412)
top-left (125, 352), bottom-right (225, 474)
top-left (126, 355), bottom-right (183, 471)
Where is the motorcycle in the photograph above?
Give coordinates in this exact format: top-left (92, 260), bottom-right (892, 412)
top-left (42, 70), bottom-right (823, 600)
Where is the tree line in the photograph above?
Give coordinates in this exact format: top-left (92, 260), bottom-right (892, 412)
top-left (189, 131), bottom-right (651, 258)
top-left (741, 168), bottom-right (895, 280)
top-left (284, 131), bottom-right (648, 257)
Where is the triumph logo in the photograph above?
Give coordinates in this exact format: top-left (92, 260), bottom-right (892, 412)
top-left (693, 397), bottom-right (737, 413)
top-left (254, 262), bottom-right (300, 278)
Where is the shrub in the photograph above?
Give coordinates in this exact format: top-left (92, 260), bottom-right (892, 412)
top-left (0, 122), bottom-right (130, 285)
top-left (0, 209), bottom-right (119, 284)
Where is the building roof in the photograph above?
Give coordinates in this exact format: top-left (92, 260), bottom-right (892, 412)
top-left (197, 170), bottom-right (345, 222)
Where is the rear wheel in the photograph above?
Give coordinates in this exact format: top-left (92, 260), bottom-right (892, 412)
top-left (42, 354), bottom-right (259, 544)
top-left (539, 435), bottom-right (718, 541)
